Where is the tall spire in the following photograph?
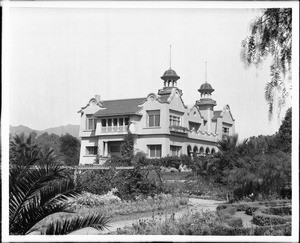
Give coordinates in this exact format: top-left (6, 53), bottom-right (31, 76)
top-left (205, 61), bottom-right (207, 83)
top-left (169, 45), bottom-right (172, 69)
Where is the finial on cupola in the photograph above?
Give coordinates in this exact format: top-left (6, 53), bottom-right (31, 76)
top-left (205, 61), bottom-right (207, 83)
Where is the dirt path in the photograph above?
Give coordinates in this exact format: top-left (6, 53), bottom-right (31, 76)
top-left (69, 198), bottom-right (226, 235)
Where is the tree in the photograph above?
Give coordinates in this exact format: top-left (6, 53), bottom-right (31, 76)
top-left (58, 134), bottom-right (80, 166)
top-left (120, 131), bottom-right (134, 161)
top-left (9, 133), bottom-right (40, 166)
top-left (9, 134), bottom-right (110, 235)
top-left (276, 107), bottom-right (292, 153)
top-left (241, 8), bottom-right (292, 119)
top-left (35, 132), bottom-right (60, 154)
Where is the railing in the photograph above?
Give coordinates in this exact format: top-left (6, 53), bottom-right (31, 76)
top-left (101, 126), bottom-right (127, 133)
top-left (169, 125), bottom-right (189, 134)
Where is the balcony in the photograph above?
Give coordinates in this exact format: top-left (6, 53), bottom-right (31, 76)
top-left (169, 125), bottom-right (189, 134)
top-left (101, 126), bottom-right (127, 134)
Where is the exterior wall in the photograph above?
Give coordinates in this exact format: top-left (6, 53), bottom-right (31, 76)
top-left (78, 89), bottom-right (235, 164)
top-left (135, 135), bottom-right (169, 157)
top-left (80, 137), bottom-right (98, 165)
top-left (135, 134), bottom-right (218, 158)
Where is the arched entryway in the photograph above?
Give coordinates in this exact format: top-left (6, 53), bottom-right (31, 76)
top-left (187, 145), bottom-right (192, 156)
top-left (200, 147), bottom-right (204, 154)
top-left (205, 147), bottom-right (210, 155)
top-left (211, 148), bottom-right (216, 155)
top-left (193, 146), bottom-right (198, 153)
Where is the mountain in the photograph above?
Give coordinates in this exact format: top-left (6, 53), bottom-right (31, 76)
top-left (9, 124), bottom-right (80, 138)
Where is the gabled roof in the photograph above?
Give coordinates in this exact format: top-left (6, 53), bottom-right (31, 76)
top-left (93, 98), bottom-right (146, 117)
top-left (213, 110), bottom-right (222, 119)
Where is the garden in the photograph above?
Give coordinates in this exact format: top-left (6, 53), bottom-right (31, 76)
top-left (8, 108), bottom-right (292, 235)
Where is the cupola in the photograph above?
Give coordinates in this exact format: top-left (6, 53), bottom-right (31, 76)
top-left (158, 45), bottom-right (182, 96)
top-left (196, 62), bottom-right (216, 107)
top-left (161, 68), bottom-right (180, 88)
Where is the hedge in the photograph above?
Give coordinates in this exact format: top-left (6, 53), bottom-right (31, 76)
top-left (252, 212), bottom-right (291, 226)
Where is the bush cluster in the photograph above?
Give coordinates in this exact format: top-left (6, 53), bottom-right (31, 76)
top-left (77, 168), bottom-right (163, 200)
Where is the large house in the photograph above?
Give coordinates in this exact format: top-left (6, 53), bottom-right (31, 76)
top-left (78, 66), bottom-right (235, 165)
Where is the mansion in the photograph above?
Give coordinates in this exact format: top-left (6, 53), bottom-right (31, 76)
top-left (78, 66), bottom-right (235, 165)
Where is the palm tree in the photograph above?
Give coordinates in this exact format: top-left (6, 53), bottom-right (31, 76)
top-left (215, 134), bottom-right (248, 177)
top-left (9, 133), bottom-right (111, 235)
top-left (193, 155), bottom-right (218, 180)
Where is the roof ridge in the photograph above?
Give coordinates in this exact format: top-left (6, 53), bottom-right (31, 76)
top-left (102, 97), bottom-right (147, 102)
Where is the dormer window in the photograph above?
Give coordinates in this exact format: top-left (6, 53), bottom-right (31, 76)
top-left (86, 116), bottom-right (96, 130)
top-left (147, 110), bottom-right (160, 127)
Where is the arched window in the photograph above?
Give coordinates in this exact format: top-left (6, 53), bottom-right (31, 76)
top-left (205, 147), bottom-right (210, 154)
top-left (187, 145), bottom-right (192, 156)
top-left (200, 147), bottom-right (204, 154)
top-left (211, 148), bottom-right (216, 155)
top-left (193, 146), bottom-right (198, 153)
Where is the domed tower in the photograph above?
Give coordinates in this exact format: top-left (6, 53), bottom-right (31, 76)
top-left (158, 68), bottom-right (182, 96)
top-left (196, 63), bottom-right (217, 134)
top-left (158, 45), bottom-right (182, 96)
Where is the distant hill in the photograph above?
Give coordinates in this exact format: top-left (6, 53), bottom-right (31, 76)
top-left (9, 124), bottom-right (80, 138)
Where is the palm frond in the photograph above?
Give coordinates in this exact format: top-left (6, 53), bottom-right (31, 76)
top-left (10, 165), bottom-right (65, 225)
top-left (39, 179), bottom-right (80, 206)
top-left (12, 196), bottom-right (73, 235)
top-left (41, 213), bottom-right (111, 235)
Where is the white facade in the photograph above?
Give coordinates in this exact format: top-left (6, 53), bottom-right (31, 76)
top-left (78, 68), bottom-right (235, 165)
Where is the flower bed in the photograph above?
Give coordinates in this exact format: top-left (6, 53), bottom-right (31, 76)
top-left (69, 191), bottom-right (189, 219)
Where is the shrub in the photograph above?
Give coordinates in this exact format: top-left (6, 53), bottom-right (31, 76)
top-left (210, 225), bottom-right (250, 235)
top-left (245, 206), bottom-right (259, 215)
top-left (252, 212), bottom-right (291, 226)
top-left (261, 206), bottom-right (291, 216)
top-left (217, 206), bottom-right (237, 216)
top-left (78, 170), bottom-right (115, 195)
top-left (225, 217), bottom-right (243, 228)
top-left (253, 223), bottom-right (291, 236)
top-left (72, 190), bottom-right (121, 207)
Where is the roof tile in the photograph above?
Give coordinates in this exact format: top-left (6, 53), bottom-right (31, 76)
top-left (93, 98), bottom-right (146, 117)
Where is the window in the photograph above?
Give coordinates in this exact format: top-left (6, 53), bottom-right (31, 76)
top-left (189, 122), bottom-right (200, 131)
top-left (113, 118), bottom-right (118, 126)
top-left (169, 115), bottom-right (180, 126)
top-left (169, 110), bottom-right (183, 127)
top-left (108, 119), bottom-right (112, 127)
top-left (170, 146), bottom-right (181, 156)
top-left (147, 110), bottom-right (160, 127)
top-left (222, 127), bottom-right (229, 135)
top-left (125, 117), bottom-right (129, 125)
top-left (86, 146), bottom-right (97, 155)
top-left (110, 145), bottom-right (120, 153)
top-left (119, 118), bottom-right (124, 126)
top-left (148, 145), bottom-right (162, 158)
top-left (86, 116), bottom-right (96, 130)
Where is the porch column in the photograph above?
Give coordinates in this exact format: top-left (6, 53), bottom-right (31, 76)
top-left (103, 141), bottom-right (108, 157)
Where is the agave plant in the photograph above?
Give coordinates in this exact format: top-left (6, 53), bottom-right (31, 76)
top-left (9, 133), bottom-right (111, 235)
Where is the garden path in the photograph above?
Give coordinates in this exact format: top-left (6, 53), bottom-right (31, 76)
top-left (69, 198), bottom-right (226, 235)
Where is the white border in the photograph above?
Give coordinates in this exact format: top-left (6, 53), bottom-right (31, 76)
top-left (1, 1), bottom-right (299, 242)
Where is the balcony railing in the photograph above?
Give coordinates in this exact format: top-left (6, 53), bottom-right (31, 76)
top-left (169, 125), bottom-right (189, 134)
top-left (101, 126), bottom-right (127, 133)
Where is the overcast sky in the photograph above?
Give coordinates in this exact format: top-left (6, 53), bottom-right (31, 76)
top-left (8, 5), bottom-right (293, 140)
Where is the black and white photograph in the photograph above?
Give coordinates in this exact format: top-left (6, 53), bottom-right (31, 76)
top-left (1, 0), bottom-right (299, 242)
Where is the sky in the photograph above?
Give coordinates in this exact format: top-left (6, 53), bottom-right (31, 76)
top-left (8, 5), bottom-right (294, 140)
